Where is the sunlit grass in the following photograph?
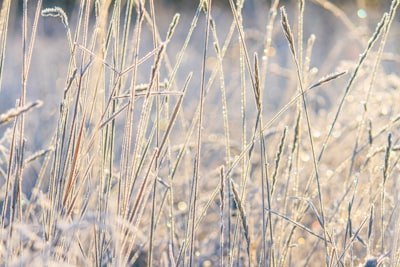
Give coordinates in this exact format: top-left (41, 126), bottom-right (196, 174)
top-left (1, 0), bottom-right (400, 266)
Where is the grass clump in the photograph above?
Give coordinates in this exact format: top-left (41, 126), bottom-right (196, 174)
top-left (1, 0), bottom-right (400, 266)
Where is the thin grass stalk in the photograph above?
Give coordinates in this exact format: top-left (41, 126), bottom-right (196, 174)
top-left (220, 166), bottom-right (225, 267)
top-left (227, 1), bottom-right (252, 264)
top-left (126, 126), bottom-right (157, 228)
top-left (260, 0), bottom-right (279, 92)
top-left (289, 85), bottom-right (304, 267)
top-left (188, 0), bottom-right (212, 265)
top-left (280, 6), bottom-right (329, 264)
top-left (148, 177), bottom-right (157, 267)
top-left (253, 53), bottom-right (275, 266)
top-left (65, 154), bottom-right (94, 217)
top-left (163, 6), bottom-right (200, 94)
top-left (182, 156), bottom-right (197, 266)
top-left (210, 19), bottom-right (231, 174)
top-left (148, 0), bottom-right (159, 265)
top-left (381, 133), bottom-right (392, 252)
top-left (13, 120), bottom-right (24, 256)
top-left (254, 53), bottom-right (267, 265)
top-left (61, 112), bottom-right (86, 208)
top-left (209, 19), bottom-right (231, 266)
top-left (0, 0), bottom-right (11, 91)
top-left (123, 147), bottom-right (159, 264)
top-left (279, 110), bottom-right (301, 266)
top-left (158, 74), bottom-right (191, 155)
top-left (120, 0), bottom-right (135, 73)
top-left (297, 0), bottom-right (304, 77)
top-left (168, 186), bottom-right (176, 267)
top-left (262, 130), bottom-right (275, 266)
top-left (343, 179), bottom-right (358, 265)
top-left (231, 179), bottom-right (251, 266)
top-left (4, 116), bottom-right (18, 260)
top-left (367, 204), bottom-right (374, 255)
top-left (271, 127), bottom-right (287, 195)
top-left (17, 0), bottom-right (42, 219)
top-left (149, 0), bottom-right (160, 152)
top-left (231, 5), bottom-right (249, 264)
top-left (303, 34), bottom-right (315, 87)
top-left (337, 215), bottom-right (369, 263)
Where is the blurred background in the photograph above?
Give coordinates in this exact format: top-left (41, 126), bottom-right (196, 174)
top-left (9, 0), bottom-right (390, 15)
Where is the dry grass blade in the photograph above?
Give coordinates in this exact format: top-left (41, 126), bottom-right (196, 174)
top-left (338, 215), bottom-right (369, 263)
top-left (0, 101), bottom-right (42, 125)
top-left (368, 204), bottom-right (374, 247)
top-left (265, 208), bottom-right (326, 241)
top-left (41, 7), bottom-right (69, 29)
top-left (188, 0), bottom-right (212, 264)
top-left (230, 180), bottom-right (250, 252)
top-left (23, 146), bottom-right (53, 166)
top-left (253, 53), bottom-right (261, 110)
top-left (220, 166), bottom-right (225, 267)
top-left (383, 133), bottom-right (392, 185)
top-left (381, 132), bottom-right (392, 251)
top-left (280, 7), bottom-right (296, 59)
top-left (0, 0), bottom-right (11, 90)
top-left (166, 13), bottom-right (180, 41)
top-left (158, 73), bottom-right (191, 155)
top-left (271, 127), bottom-right (287, 194)
top-left (308, 70), bottom-right (347, 90)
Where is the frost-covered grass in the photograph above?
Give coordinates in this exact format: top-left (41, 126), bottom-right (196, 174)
top-left (1, 0), bottom-right (400, 266)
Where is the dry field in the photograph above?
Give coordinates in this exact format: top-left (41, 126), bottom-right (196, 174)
top-left (1, 0), bottom-right (400, 266)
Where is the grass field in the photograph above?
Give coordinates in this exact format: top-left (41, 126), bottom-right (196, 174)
top-left (1, 0), bottom-right (400, 266)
